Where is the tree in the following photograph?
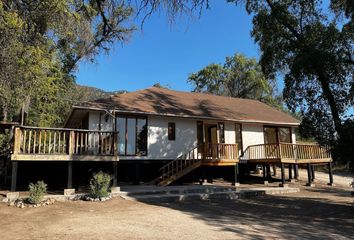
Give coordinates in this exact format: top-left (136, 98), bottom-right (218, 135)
top-left (188, 53), bottom-right (283, 108)
top-left (226, 0), bottom-right (353, 144)
top-left (0, 0), bottom-right (135, 126)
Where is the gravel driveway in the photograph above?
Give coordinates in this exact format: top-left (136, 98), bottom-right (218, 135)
top-left (0, 172), bottom-right (353, 240)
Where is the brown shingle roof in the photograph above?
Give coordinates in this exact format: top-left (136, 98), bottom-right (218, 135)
top-left (74, 87), bottom-right (300, 126)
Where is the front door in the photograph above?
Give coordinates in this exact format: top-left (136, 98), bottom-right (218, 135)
top-left (264, 126), bottom-right (279, 157)
top-left (204, 124), bottom-right (218, 158)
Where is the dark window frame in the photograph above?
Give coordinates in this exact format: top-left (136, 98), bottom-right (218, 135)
top-left (218, 122), bottom-right (225, 143)
top-left (168, 122), bottom-right (176, 141)
top-left (116, 115), bottom-right (148, 156)
top-left (235, 123), bottom-right (243, 154)
top-left (263, 125), bottom-right (292, 144)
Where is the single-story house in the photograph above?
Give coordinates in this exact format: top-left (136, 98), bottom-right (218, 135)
top-left (9, 87), bottom-right (333, 190)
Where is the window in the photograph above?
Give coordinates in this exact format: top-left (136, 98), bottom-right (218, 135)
top-left (116, 116), bottom-right (147, 156)
top-left (278, 127), bottom-right (292, 143)
top-left (218, 123), bottom-right (225, 143)
top-left (235, 123), bottom-right (243, 153)
top-left (168, 122), bottom-right (175, 140)
top-left (264, 127), bottom-right (278, 144)
top-left (263, 126), bottom-right (292, 144)
top-left (136, 118), bottom-right (147, 155)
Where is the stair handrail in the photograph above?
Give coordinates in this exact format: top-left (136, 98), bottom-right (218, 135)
top-left (158, 144), bottom-right (203, 180)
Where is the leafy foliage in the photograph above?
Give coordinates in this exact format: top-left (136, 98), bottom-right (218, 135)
top-left (0, 0), bottom-right (135, 126)
top-left (226, 0), bottom-right (353, 141)
top-left (188, 53), bottom-right (283, 109)
top-left (89, 171), bottom-right (112, 199)
top-left (332, 120), bottom-right (354, 169)
top-left (28, 181), bottom-right (47, 204)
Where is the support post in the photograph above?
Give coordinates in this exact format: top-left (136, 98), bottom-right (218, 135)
top-left (113, 161), bottom-right (118, 187)
top-left (328, 162), bottom-right (334, 186)
top-left (272, 164), bottom-right (277, 176)
top-left (294, 164), bottom-right (299, 180)
top-left (232, 163), bottom-right (239, 186)
top-left (288, 164), bottom-right (293, 180)
top-left (306, 163), bottom-right (314, 186)
top-left (311, 165), bottom-right (315, 182)
top-left (280, 163), bottom-right (286, 187)
top-left (199, 166), bottom-right (205, 185)
top-left (67, 161), bottom-right (73, 189)
top-left (266, 164), bottom-right (271, 180)
top-left (11, 161), bottom-right (18, 192)
top-left (262, 164), bottom-right (266, 179)
top-left (134, 162), bottom-right (140, 185)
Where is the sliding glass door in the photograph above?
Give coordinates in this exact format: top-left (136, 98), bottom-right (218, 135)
top-left (116, 116), bottom-right (147, 156)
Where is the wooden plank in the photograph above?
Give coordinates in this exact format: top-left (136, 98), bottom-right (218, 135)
top-left (11, 154), bottom-right (119, 161)
top-left (23, 129), bottom-right (27, 154)
top-left (28, 130), bottom-right (32, 154)
top-left (43, 130), bottom-right (47, 154)
top-left (38, 130), bottom-right (42, 154)
top-left (53, 131), bottom-right (57, 153)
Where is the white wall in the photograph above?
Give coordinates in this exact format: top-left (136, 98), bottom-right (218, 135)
top-left (224, 122), bottom-right (236, 144)
top-left (291, 127), bottom-right (297, 144)
top-left (88, 111), bottom-right (113, 131)
top-left (86, 111), bottom-right (297, 159)
top-left (146, 116), bottom-right (197, 159)
top-left (241, 123), bottom-right (265, 151)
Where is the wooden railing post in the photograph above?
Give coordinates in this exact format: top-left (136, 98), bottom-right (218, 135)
top-left (68, 130), bottom-right (75, 155)
top-left (13, 127), bottom-right (22, 154)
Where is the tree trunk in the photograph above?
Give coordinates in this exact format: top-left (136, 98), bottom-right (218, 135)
top-left (317, 72), bottom-right (343, 137)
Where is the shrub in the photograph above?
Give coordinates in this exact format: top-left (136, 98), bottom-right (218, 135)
top-left (89, 171), bottom-right (112, 199)
top-left (28, 181), bottom-right (47, 204)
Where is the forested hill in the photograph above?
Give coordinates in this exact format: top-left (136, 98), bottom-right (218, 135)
top-left (24, 84), bottom-right (128, 128)
top-left (74, 85), bottom-right (127, 102)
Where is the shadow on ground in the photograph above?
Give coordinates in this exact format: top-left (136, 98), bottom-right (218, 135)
top-left (138, 188), bottom-right (354, 239)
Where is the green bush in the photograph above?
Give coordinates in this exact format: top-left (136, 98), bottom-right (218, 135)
top-left (89, 171), bottom-right (112, 199)
top-left (28, 181), bottom-right (47, 204)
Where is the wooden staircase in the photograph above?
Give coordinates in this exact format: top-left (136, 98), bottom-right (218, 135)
top-left (156, 146), bottom-right (203, 186)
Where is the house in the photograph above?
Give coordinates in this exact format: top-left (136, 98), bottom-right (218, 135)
top-left (9, 87), bottom-right (333, 191)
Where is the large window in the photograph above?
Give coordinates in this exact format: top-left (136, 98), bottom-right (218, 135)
top-left (116, 116), bottom-right (147, 156)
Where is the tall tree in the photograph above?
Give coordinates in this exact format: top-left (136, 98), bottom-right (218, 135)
top-left (0, 0), bottom-right (135, 126)
top-left (188, 53), bottom-right (282, 108)
top-left (226, 0), bottom-right (353, 143)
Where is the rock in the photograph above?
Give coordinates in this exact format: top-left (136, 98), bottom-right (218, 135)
top-left (6, 192), bottom-right (19, 202)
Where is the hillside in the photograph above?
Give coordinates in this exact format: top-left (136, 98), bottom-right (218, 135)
top-left (74, 84), bottom-right (127, 102)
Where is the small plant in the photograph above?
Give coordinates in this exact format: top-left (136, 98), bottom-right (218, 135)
top-left (28, 181), bottom-right (47, 204)
top-left (89, 171), bottom-right (112, 199)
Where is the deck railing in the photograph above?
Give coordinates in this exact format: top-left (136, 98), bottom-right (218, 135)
top-left (13, 126), bottom-right (117, 157)
top-left (158, 143), bottom-right (239, 186)
top-left (241, 143), bottom-right (331, 161)
top-left (203, 143), bottom-right (238, 160)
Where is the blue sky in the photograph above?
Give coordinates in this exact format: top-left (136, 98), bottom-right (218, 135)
top-left (76, 1), bottom-right (260, 92)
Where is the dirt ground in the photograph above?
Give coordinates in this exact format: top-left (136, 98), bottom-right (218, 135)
top-left (1, 171), bottom-right (353, 240)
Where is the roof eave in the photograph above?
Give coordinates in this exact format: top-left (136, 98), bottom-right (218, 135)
top-left (72, 105), bottom-right (300, 127)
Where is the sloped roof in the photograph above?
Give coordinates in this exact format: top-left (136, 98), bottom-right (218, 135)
top-left (73, 87), bottom-right (300, 126)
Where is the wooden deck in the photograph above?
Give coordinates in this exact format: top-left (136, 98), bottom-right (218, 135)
top-left (241, 143), bottom-right (332, 164)
top-left (11, 126), bottom-right (119, 161)
top-left (157, 143), bottom-right (239, 186)
top-left (202, 143), bottom-right (239, 166)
